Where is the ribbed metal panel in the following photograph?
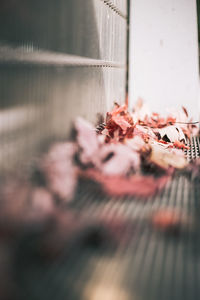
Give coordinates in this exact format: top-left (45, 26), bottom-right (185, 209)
top-left (0, 0), bottom-right (127, 173)
top-left (0, 65), bottom-right (126, 172)
top-left (0, 0), bottom-right (101, 59)
top-left (0, 0), bottom-right (127, 62)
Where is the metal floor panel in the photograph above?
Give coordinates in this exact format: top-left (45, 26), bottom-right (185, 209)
top-left (14, 136), bottom-right (200, 300)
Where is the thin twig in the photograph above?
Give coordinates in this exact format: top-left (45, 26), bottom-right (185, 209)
top-left (174, 121), bottom-right (200, 125)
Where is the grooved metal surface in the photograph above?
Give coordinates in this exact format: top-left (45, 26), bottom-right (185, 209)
top-left (0, 0), bottom-right (127, 63)
top-left (0, 45), bottom-right (125, 68)
top-left (15, 137), bottom-right (200, 300)
top-left (0, 65), bottom-right (126, 172)
top-left (0, 0), bottom-right (127, 174)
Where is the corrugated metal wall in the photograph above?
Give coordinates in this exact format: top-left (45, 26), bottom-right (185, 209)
top-left (0, 0), bottom-right (127, 173)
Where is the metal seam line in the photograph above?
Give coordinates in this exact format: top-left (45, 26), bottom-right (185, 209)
top-left (0, 45), bottom-right (125, 68)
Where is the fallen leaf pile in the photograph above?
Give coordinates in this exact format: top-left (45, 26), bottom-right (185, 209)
top-left (1, 100), bottom-right (199, 207)
top-left (72, 100), bottom-right (199, 199)
top-left (23, 100), bottom-right (199, 203)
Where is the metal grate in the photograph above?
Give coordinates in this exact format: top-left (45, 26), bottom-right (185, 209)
top-left (15, 137), bottom-right (200, 300)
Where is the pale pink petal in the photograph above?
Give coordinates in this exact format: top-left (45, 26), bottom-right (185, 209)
top-left (41, 142), bottom-right (77, 202)
top-left (75, 117), bottom-right (99, 164)
top-left (97, 144), bottom-right (140, 176)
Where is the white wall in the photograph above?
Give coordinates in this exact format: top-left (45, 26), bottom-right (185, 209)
top-left (129, 0), bottom-right (200, 120)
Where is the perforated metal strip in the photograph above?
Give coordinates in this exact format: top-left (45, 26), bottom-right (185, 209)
top-left (185, 136), bottom-right (200, 161)
top-left (100, 0), bottom-right (127, 19)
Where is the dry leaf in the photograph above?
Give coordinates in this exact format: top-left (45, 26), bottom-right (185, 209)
top-left (150, 143), bottom-right (187, 169)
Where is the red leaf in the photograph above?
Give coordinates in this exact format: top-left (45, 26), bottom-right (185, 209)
top-left (81, 169), bottom-right (169, 198)
top-left (111, 104), bottom-right (127, 117)
top-left (112, 115), bottom-right (132, 133)
top-left (182, 106), bottom-right (188, 117)
top-left (173, 140), bottom-right (189, 150)
top-left (152, 209), bottom-right (184, 232)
